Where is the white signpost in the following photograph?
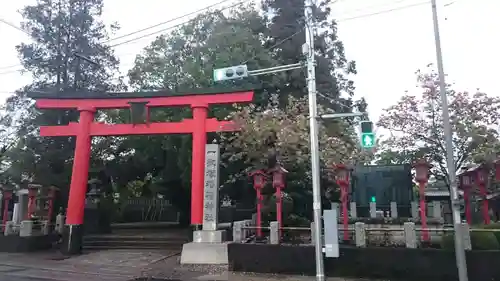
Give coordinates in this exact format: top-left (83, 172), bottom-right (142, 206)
top-left (202, 143), bottom-right (220, 231)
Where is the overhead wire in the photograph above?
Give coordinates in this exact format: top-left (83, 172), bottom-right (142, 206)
top-left (108, 0), bottom-right (252, 47)
top-left (0, 0), bottom-right (435, 75)
top-left (0, 18), bottom-right (31, 36)
top-left (0, 0), bottom-right (252, 72)
top-left (102, 0), bottom-right (239, 44)
top-left (336, 1), bottom-right (430, 22)
top-left (241, 28), bottom-right (305, 65)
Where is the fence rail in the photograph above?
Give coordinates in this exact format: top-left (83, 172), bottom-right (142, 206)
top-left (233, 219), bottom-right (500, 250)
top-left (240, 225), bottom-right (500, 232)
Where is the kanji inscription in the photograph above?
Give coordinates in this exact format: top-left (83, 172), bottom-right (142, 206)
top-left (202, 144), bottom-right (220, 231)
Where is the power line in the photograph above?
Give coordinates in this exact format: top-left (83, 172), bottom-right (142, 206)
top-left (242, 28), bottom-right (305, 65)
top-left (0, 18), bottom-right (30, 36)
top-left (0, 0), bottom-right (250, 70)
top-left (338, 0), bottom-right (412, 15)
top-left (0, 64), bottom-right (22, 71)
top-left (0, 0), bottom-right (431, 74)
top-left (336, 1), bottom-right (429, 22)
top-left (103, 0), bottom-right (238, 44)
top-left (109, 0), bottom-right (252, 47)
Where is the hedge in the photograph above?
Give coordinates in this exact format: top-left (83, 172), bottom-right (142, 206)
top-left (441, 231), bottom-right (499, 250)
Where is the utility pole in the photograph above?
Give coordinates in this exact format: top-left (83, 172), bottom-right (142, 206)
top-left (304, 0), bottom-right (325, 280)
top-left (430, 0), bottom-right (468, 280)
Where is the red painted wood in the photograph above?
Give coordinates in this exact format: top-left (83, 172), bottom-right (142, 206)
top-left (35, 91), bottom-right (254, 109)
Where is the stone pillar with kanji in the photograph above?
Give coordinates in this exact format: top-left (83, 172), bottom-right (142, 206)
top-left (181, 143), bottom-right (229, 265)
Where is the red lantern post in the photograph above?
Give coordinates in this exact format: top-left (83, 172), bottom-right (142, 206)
top-left (1, 187), bottom-right (12, 232)
top-left (335, 164), bottom-right (351, 241)
top-left (271, 165), bottom-right (288, 239)
top-left (47, 186), bottom-right (59, 223)
top-left (27, 184), bottom-right (41, 219)
top-left (474, 165), bottom-right (490, 225)
top-left (413, 159), bottom-right (432, 242)
top-left (458, 169), bottom-right (473, 225)
top-left (249, 170), bottom-right (267, 238)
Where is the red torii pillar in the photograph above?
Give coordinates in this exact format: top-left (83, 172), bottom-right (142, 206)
top-left (30, 90), bottom-right (254, 254)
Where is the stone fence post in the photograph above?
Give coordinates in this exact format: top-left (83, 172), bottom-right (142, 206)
top-left (354, 222), bottom-right (366, 247)
top-left (350, 202), bottom-right (357, 218)
top-left (369, 202), bottom-right (376, 218)
top-left (55, 213), bottom-right (65, 235)
top-left (270, 221), bottom-right (280, 244)
top-left (233, 221), bottom-right (243, 242)
top-left (390, 202), bottom-right (398, 218)
top-left (411, 201), bottom-right (419, 219)
top-left (403, 222), bottom-right (417, 248)
top-left (461, 223), bottom-right (471, 250)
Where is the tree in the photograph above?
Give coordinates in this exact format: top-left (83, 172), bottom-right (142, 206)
top-left (221, 94), bottom-right (363, 176)
top-left (2, 0), bottom-right (121, 198)
top-left (260, 0), bottom-right (365, 112)
top-left (121, 1), bottom-right (369, 223)
top-left (377, 68), bottom-right (500, 186)
top-left (219, 94), bottom-right (367, 222)
top-left (115, 4), bottom-right (276, 222)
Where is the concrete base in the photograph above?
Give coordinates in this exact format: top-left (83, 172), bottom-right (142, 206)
top-left (180, 242), bottom-right (228, 265)
top-left (193, 230), bottom-right (225, 243)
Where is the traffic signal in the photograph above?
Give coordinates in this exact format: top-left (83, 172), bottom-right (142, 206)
top-left (370, 196), bottom-right (376, 203)
top-left (213, 65), bottom-right (248, 81)
top-left (360, 121), bottom-right (375, 148)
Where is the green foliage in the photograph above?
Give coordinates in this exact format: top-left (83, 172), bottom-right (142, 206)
top-left (441, 231), bottom-right (500, 250)
top-left (471, 232), bottom-right (499, 250)
top-left (440, 232), bottom-right (455, 250)
top-left (0, 0), bottom-right (122, 198)
top-left (480, 223), bottom-right (500, 244)
top-left (3, 0), bottom-right (364, 224)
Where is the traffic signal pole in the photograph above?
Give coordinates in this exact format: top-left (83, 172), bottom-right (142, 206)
top-left (248, 63), bottom-right (303, 76)
top-left (303, 0), bottom-right (325, 281)
top-left (430, 0), bottom-right (468, 280)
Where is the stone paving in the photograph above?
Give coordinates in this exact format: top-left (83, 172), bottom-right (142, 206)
top-left (0, 250), bottom-right (175, 281)
top-left (0, 250), bottom-right (386, 281)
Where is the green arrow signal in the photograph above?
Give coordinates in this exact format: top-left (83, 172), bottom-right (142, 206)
top-left (361, 133), bottom-right (375, 148)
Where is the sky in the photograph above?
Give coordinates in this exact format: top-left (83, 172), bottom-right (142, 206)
top-left (0, 0), bottom-right (498, 127)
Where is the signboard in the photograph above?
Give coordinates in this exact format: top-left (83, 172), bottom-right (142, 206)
top-left (202, 144), bottom-right (220, 231)
top-left (323, 209), bottom-right (339, 258)
top-left (352, 164), bottom-right (413, 209)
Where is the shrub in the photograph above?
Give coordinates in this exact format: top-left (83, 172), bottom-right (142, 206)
top-left (480, 223), bottom-right (500, 244)
top-left (441, 231), bottom-right (500, 250)
top-left (471, 232), bottom-right (500, 249)
top-left (441, 233), bottom-right (455, 250)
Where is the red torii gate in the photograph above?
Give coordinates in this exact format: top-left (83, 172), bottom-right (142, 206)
top-left (28, 89), bottom-right (254, 254)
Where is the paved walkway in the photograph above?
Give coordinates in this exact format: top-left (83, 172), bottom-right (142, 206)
top-left (0, 250), bottom-right (174, 281)
top-left (0, 250), bottom-right (385, 281)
